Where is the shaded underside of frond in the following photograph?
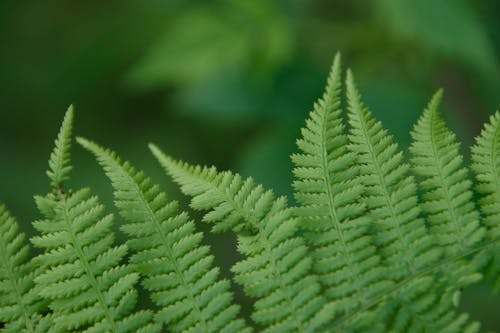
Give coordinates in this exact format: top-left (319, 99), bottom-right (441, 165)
top-left (150, 145), bottom-right (334, 333)
top-left (78, 138), bottom-right (251, 333)
top-left (291, 53), bottom-right (392, 328)
top-left (0, 204), bottom-right (50, 333)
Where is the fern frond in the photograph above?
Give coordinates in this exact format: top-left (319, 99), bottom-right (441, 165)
top-left (471, 111), bottom-right (500, 290)
top-left (291, 53), bottom-right (392, 326)
top-left (0, 204), bottom-right (51, 333)
top-left (77, 137), bottom-right (252, 333)
top-left (410, 90), bottom-right (484, 256)
top-left (345, 71), bottom-right (478, 332)
top-left (30, 112), bottom-right (159, 333)
top-left (47, 106), bottom-right (74, 189)
top-left (150, 144), bottom-right (334, 333)
top-left (346, 70), bottom-right (438, 276)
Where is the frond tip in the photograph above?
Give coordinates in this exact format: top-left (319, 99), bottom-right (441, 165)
top-left (291, 53), bottom-right (391, 329)
top-left (47, 105), bottom-right (74, 189)
top-left (410, 90), bottom-right (484, 257)
top-left (78, 137), bottom-right (252, 333)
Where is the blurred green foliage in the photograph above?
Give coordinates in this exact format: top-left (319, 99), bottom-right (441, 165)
top-left (1, 0), bottom-right (499, 329)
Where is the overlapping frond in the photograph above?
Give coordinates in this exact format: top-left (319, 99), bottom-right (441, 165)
top-left (150, 144), bottom-right (334, 333)
top-left (410, 90), bottom-right (484, 256)
top-left (345, 71), bottom-right (478, 332)
top-left (346, 70), bottom-right (438, 276)
top-left (46, 105), bottom-right (74, 189)
top-left (78, 138), bottom-right (252, 333)
top-left (409, 91), bottom-right (484, 298)
top-left (30, 112), bottom-right (159, 333)
top-left (471, 111), bottom-right (500, 291)
top-left (291, 53), bottom-right (391, 328)
top-left (0, 204), bottom-right (51, 333)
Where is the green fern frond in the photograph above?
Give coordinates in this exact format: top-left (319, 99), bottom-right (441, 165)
top-left (291, 53), bottom-right (392, 324)
top-left (150, 144), bottom-right (334, 333)
top-left (410, 90), bottom-right (484, 256)
top-left (47, 106), bottom-right (74, 190)
top-left (77, 137), bottom-right (252, 333)
top-left (0, 204), bottom-right (51, 333)
top-left (471, 111), bottom-right (500, 291)
top-left (345, 71), bottom-right (478, 332)
top-left (30, 112), bottom-right (160, 333)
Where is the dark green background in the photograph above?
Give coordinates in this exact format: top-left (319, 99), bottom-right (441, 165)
top-left (1, 0), bottom-right (499, 329)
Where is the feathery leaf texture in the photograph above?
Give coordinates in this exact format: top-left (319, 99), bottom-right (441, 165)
top-left (291, 54), bottom-right (392, 327)
top-left (0, 204), bottom-right (51, 333)
top-left (346, 70), bottom-right (438, 276)
top-left (47, 105), bottom-right (74, 189)
top-left (30, 112), bottom-right (159, 333)
top-left (150, 144), bottom-right (335, 333)
top-left (345, 71), bottom-right (478, 332)
top-left (77, 137), bottom-right (252, 333)
top-left (1, 53), bottom-right (500, 333)
top-left (471, 111), bottom-right (500, 291)
top-left (410, 90), bottom-right (484, 256)
top-left (410, 91), bottom-right (484, 298)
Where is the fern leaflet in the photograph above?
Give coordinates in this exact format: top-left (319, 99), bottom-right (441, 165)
top-left (150, 145), bottom-right (335, 333)
top-left (30, 109), bottom-right (159, 333)
top-left (471, 111), bottom-right (500, 291)
top-left (410, 90), bottom-right (484, 256)
top-left (0, 204), bottom-right (51, 333)
top-left (46, 105), bottom-right (74, 190)
top-left (345, 71), bottom-right (477, 332)
top-left (291, 53), bottom-right (392, 329)
top-left (78, 137), bottom-right (252, 333)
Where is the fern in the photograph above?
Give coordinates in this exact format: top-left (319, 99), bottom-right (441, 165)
top-left (345, 71), bottom-right (478, 332)
top-left (291, 53), bottom-right (392, 329)
top-left (150, 145), bottom-right (335, 333)
top-left (30, 109), bottom-right (160, 333)
top-left (471, 111), bottom-right (500, 291)
top-left (0, 52), bottom-right (499, 333)
top-left (0, 204), bottom-right (51, 333)
top-left (77, 138), bottom-right (252, 333)
top-left (410, 90), bottom-right (484, 256)
top-left (410, 91), bottom-right (484, 294)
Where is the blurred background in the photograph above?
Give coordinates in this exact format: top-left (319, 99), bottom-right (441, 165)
top-left (1, 0), bottom-right (499, 329)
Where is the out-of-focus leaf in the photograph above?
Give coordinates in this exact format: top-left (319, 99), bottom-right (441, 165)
top-left (127, 1), bottom-right (292, 89)
top-left (376, 0), bottom-right (499, 76)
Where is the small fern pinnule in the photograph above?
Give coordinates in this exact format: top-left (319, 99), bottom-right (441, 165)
top-left (150, 145), bottom-right (334, 333)
top-left (345, 72), bottom-right (478, 333)
top-left (410, 91), bottom-right (484, 292)
top-left (0, 204), bottom-right (51, 333)
top-left (471, 111), bottom-right (500, 291)
top-left (77, 138), bottom-right (252, 333)
top-left (291, 53), bottom-right (392, 328)
top-left (31, 108), bottom-right (160, 333)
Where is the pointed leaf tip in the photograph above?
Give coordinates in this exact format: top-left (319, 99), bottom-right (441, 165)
top-left (47, 105), bottom-right (75, 189)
